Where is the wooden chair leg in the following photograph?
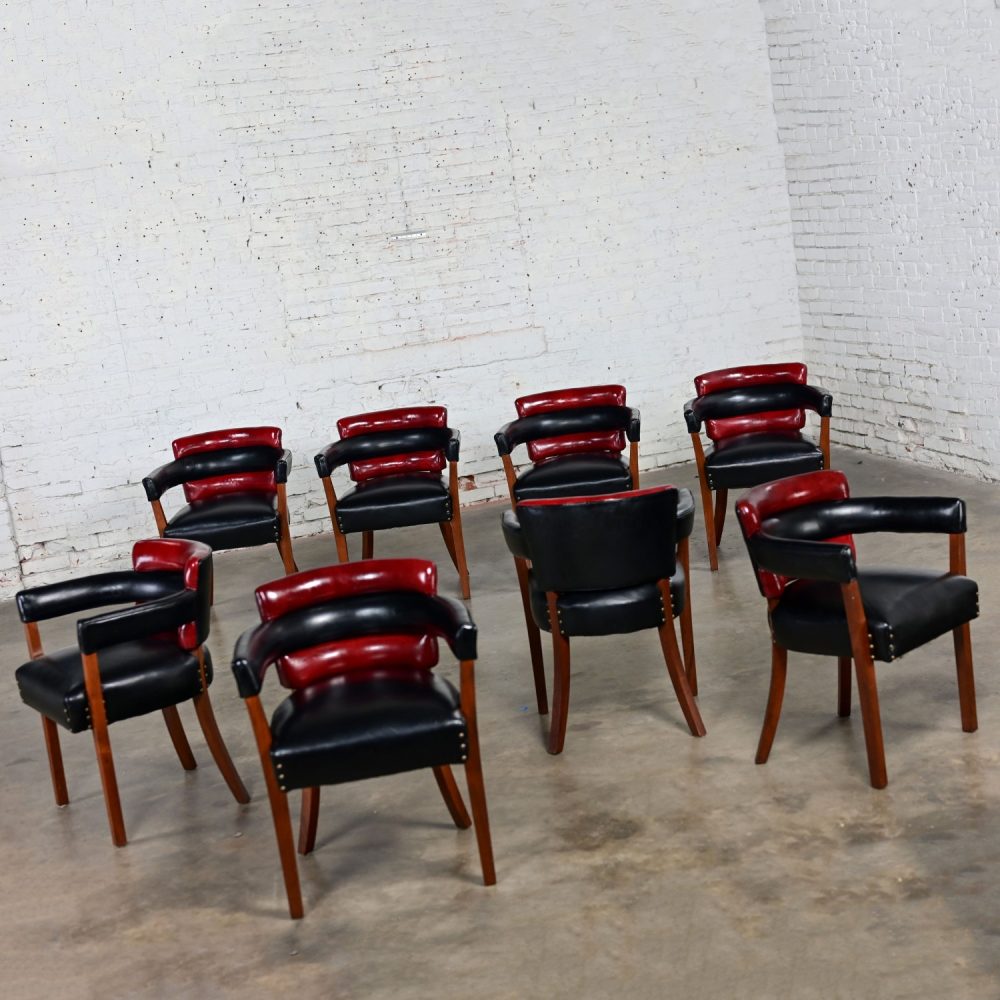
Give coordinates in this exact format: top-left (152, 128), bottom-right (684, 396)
top-left (193, 690), bottom-right (251, 804)
top-left (546, 594), bottom-right (572, 754)
top-left (439, 521), bottom-right (458, 564)
top-left (449, 510), bottom-right (472, 600)
top-left (298, 787), bottom-right (321, 855)
top-left (841, 581), bottom-right (888, 788)
top-left (953, 622), bottom-right (978, 732)
top-left (41, 716), bottom-right (69, 806)
top-left (677, 538), bottom-right (697, 695)
top-left (433, 766), bottom-right (471, 829)
top-left (690, 434), bottom-right (719, 571)
top-left (514, 558), bottom-right (548, 715)
top-left (246, 696), bottom-right (303, 918)
top-left (838, 656), bottom-right (852, 718)
top-left (654, 593), bottom-right (707, 738)
top-left (713, 488), bottom-right (729, 547)
top-left (276, 535), bottom-right (299, 575)
top-left (162, 706), bottom-right (197, 771)
top-left (362, 530), bottom-right (374, 559)
top-left (756, 643), bottom-right (788, 763)
top-left (81, 653), bottom-right (127, 846)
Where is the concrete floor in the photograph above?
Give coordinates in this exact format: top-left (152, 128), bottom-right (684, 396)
top-left (1, 447), bottom-right (998, 999)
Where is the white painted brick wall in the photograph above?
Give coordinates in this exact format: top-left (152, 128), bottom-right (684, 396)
top-left (762, 0), bottom-right (1000, 477)
top-left (0, 0), bottom-right (800, 596)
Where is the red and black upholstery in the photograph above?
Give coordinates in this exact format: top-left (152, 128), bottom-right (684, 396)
top-left (230, 559), bottom-right (495, 918)
top-left (14, 539), bottom-right (249, 846)
top-left (736, 469), bottom-right (978, 788)
top-left (143, 426), bottom-right (298, 575)
top-left (491, 386), bottom-right (697, 709)
top-left (501, 487), bottom-right (705, 754)
top-left (684, 364), bottom-right (833, 570)
top-left (314, 407), bottom-right (471, 598)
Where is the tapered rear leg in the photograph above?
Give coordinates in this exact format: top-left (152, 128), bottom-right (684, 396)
top-left (362, 531), bottom-right (374, 559)
top-left (654, 587), bottom-right (706, 738)
top-left (298, 787), bottom-right (320, 855)
top-left (756, 644), bottom-right (788, 763)
top-left (433, 766), bottom-right (471, 829)
top-left (713, 488), bottom-right (729, 547)
top-left (677, 537), bottom-right (697, 695)
top-left (546, 594), bottom-right (572, 754)
top-left (953, 622), bottom-right (978, 732)
top-left (838, 656), bottom-right (852, 718)
top-left (163, 706), bottom-right (197, 770)
top-left (41, 716), bottom-right (69, 806)
top-left (514, 558), bottom-right (548, 715)
top-left (192, 681), bottom-right (250, 804)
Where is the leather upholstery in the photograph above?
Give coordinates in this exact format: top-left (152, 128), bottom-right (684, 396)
top-left (529, 572), bottom-right (684, 635)
top-left (268, 671), bottom-right (466, 789)
top-left (164, 492), bottom-right (280, 550)
top-left (232, 572), bottom-right (476, 698)
top-left (314, 429), bottom-right (459, 478)
top-left (515, 386), bottom-right (628, 463)
top-left (512, 454), bottom-right (632, 502)
top-left (277, 635), bottom-right (439, 690)
top-left (771, 569), bottom-right (979, 661)
top-left (694, 362), bottom-right (808, 396)
top-left (256, 560), bottom-right (439, 620)
top-left (495, 407), bottom-right (639, 458)
top-left (16, 642), bottom-right (212, 733)
top-left (142, 446), bottom-right (292, 501)
top-left (516, 487), bottom-right (679, 592)
top-left (16, 571), bottom-right (181, 624)
top-left (173, 426), bottom-right (283, 457)
top-left (703, 432), bottom-right (825, 490)
top-left (333, 475), bottom-right (451, 533)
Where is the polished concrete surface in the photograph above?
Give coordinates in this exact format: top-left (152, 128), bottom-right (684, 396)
top-left (1, 448), bottom-right (998, 999)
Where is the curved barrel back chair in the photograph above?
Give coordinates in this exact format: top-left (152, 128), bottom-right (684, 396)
top-left (15, 539), bottom-right (249, 846)
top-left (493, 386), bottom-right (701, 708)
top-left (736, 469), bottom-right (979, 788)
top-left (314, 406), bottom-right (471, 598)
top-left (230, 559), bottom-right (495, 919)
top-left (502, 487), bottom-right (705, 755)
top-left (684, 363), bottom-right (833, 570)
top-left (143, 426), bottom-right (298, 576)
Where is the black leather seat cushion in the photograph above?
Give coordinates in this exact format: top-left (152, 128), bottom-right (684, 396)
top-left (165, 492), bottom-right (279, 550)
top-left (335, 475), bottom-right (450, 533)
top-left (529, 570), bottom-right (685, 636)
top-left (704, 433), bottom-right (824, 490)
top-left (16, 641), bottom-right (211, 733)
top-left (771, 569), bottom-right (979, 661)
top-left (269, 673), bottom-right (467, 790)
top-left (513, 455), bottom-right (632, 502)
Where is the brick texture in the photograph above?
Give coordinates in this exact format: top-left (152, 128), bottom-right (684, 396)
top-left (763, 0), bottom-right (1000, 476)
top-left (0, 1), bottom-right (800, 595)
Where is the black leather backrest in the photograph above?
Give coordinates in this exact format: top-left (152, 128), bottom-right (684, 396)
top-left (517, 487), bottom-right (678, 593)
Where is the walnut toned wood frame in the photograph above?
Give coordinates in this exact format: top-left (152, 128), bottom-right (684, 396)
top-left (541, 581), bottom-right (705, 755)
top-left (246, 659), bottom-right (495, 919)
top-left (690, 417), bottom-right (831, 572)
top-left (320, 461), bottom-right (471, 600)
top-left (754, 533), bottom-right (977, 789)
top-left (23, 624), bottom-right (249, 847)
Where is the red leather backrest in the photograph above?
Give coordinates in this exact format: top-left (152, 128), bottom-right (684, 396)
top-left (172, 427), bottom-right (282, 503)
top-left (255, 559), bottom-right (438, 621)
top-left (254, 559), bottom-right (440, 689)
top-left (132, 538), bottom-right (211, 649)
top-left (336, 406), bottom-right (448, 483)
top-left (515, 385), bottom-right (627, 463)
top-left (735, 470), bottom-right (853, 599)
top-left (695, 364), bottom-right (807, 442)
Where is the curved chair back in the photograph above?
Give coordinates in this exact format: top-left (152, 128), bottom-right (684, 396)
top-left (247, 560), bottom-right (455, 691)
top-left (336, 406), bottom-right (451, 484)
top-left (171, 426), bottom-right (284, 502)
top-left (694, 363), bottom-right (814, 442)
top-left (514, 385), bottom-right (629, 463)
top-left (735, 469), bottom-right (854, 599)
top-left (516, 486), bottom-right (679, 593)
